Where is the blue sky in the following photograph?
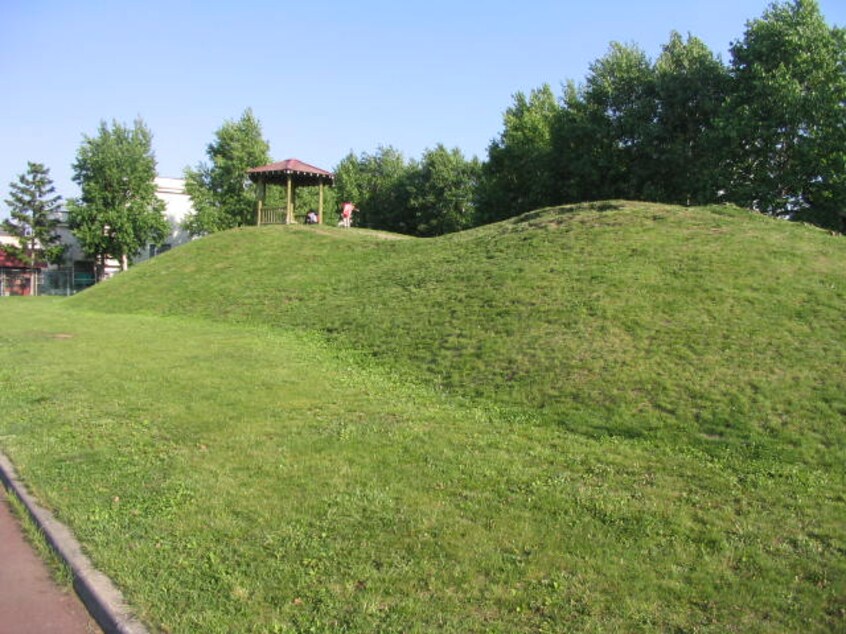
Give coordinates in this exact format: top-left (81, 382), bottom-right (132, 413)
top-left (1, 0), bottom-right (844, 215)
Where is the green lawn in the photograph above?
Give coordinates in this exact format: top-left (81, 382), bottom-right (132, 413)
top-left (0, 201), bottom-right (844, 632)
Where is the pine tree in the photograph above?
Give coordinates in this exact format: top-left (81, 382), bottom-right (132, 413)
top-left (2, 161), bottom-right (65, 268)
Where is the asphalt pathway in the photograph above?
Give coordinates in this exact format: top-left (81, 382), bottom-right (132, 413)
top-left (0, 493), bottom-right (102, 633)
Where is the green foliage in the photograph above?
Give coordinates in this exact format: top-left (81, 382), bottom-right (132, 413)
top-left (719, 0), bottom-right (846, 227)
top-left (550, 81), bottom-right (606, 203)
top-left (183, 109), bottom-right (274, 234)
top-left (487, 1), bottom-right (844, 232)
top-left (476, 84), bottom-right (559, 223)
top-left (294, 184), bottom-right (338, 224)
top-left (67, 119), bottom-right (167, 276)
top-left (333, 145), bottom-right (480, 236)
top-left (408, 145), bottom-right (481, 236)
top-left (495, 40), bottom-right (727, 211)
top-left (2, 161), bottom-right (65, 266)
top-left (650, 32), bottom-right (730, 204)
top-left (572, 43), bottom-right (658, 200)
top-left (333, 146), bottom-right (413, 232)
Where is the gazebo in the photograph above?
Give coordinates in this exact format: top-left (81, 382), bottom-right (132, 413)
top-left (247, 159), bottom-right (335, 225)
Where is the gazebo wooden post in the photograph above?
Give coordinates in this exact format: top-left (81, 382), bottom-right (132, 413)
top-left (255, 179), bottom-right (266, 226)
top-left (318, 182), bottom-right (324, 224)
top-left (286, 174), bottom-right (294, 224)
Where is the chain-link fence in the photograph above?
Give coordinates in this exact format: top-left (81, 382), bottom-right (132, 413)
top-left (0, 269), bottom-right (95, 296)
top-left (0, 270), bottom-right (35, 296)
top-left (42, 269), bottom-right (96, 295)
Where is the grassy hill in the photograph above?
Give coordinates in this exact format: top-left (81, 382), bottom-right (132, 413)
top-left (72, 201), bottom-right (845, 466)
top-left (1, 200), bottom-right (843, 632)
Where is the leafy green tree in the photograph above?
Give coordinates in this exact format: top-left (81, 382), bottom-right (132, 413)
top-left (479, 1), bottom-right (844, 229)
top-left (719, 0), bottom-right (846, 228)
top-left (2, 162), bottom-right (65, 268)
top-left (476, 84), bottom-right (560, 224)
top-left (551, 81), bottom-right (613, 204)
top-left (184, 109), bottom-right (274, 234)
top-left (580, 42), bottom-right (657, 199)
top-left (67, 119), bottom-right (167, 277)
top-left (550, 43), bottom-right (661, 206)
top-left (408, 145), bottom-right (481, 236)
top-left (334, 146), bottom-right (413, 232)
top-left (649, 32), bottom-right (729, 204)
top-left (332, 151), bottom-right (370, 220)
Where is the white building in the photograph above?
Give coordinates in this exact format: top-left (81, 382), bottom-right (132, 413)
top-left (143, 176), bottom-right (194, 260)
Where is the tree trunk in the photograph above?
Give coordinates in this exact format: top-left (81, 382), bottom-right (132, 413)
top-left (96, 255), bottom-right (106, 282)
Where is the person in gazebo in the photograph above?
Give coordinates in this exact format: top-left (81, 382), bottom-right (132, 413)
top-left (340, 201), bottom-right (358, 228)
top-left (305, 209), bottom-right (318, 224)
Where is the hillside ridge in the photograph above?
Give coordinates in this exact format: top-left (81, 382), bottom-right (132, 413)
top-left (69, 200), bottom-right (845, 465)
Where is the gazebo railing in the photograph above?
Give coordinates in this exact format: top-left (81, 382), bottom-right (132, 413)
top-left (259, 206), bottom-right (288, 225)
top-left (258, 206), bottom-right (320, 225)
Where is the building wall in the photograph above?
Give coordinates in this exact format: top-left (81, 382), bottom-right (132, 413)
top-left (133, 176), bottom-right (194, 264)
top-left (155, 176), bottom-right (193, 246)
top-left (0, 232), bottom-right (17, 250)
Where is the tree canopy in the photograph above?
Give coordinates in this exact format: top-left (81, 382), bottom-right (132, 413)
top-left (2, 161), bottom-right (65, 267)
top-left (719, 0), bottom-right (846, 227)
top-left (183, 109), bottom-right (274, 235)
top-left (468, 0), bottom-right (845, 232)
top-left (648, 32), bottom-right (730, 205)
top-left (67, 119), bottom-right (167, 277)
top-left (409, 145), bottom-right (481, 236)
top-left (333, 145), bottom-right (480, 236)
top-left (476, 85), bottom-right (559, 224)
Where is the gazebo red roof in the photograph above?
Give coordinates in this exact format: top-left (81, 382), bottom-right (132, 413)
top-left (247, 159), bottom-right (334, 186)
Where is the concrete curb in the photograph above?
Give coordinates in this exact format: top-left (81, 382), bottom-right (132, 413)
top-left (0, 452), bottom-right (149, 634)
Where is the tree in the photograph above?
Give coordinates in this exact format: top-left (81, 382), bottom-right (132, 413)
top-left (183, 109), bottom-right (274, 234)
top-left (551, 80), bottom-right (613, 204)
top-left (550, 43), bottom-right (664, 206)
top-left (2, 162), bottom-right (65, 295)
top-left (649, 32), bottom-right (729, 204)
top-left (333, 146), bottom-right (413, 232)
top-left (2, 162), bottom-right (65, 267)
top-left (580, 42), bottom-right (657, 200)
top-left (476, 84), bottom-right (560, 224)
top-left (408, 145), bottom-right (481, 236)
top-left (719, 0), bottom-right (846, 228)
top-left (67, 119), bottom-right (168, 278)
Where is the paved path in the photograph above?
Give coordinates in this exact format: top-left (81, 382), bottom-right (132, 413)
top-left (0, 493), bottom-right (102, 633)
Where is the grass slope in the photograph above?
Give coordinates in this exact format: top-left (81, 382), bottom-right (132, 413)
top-left (73, 201), bottom-right (845, 466)
top-left (0, 201), bottom-right (842, 632)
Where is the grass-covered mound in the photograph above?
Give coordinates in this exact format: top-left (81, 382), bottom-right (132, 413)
top-left (1, 201), bottom-right (842, 632)
top-left (72, 201), bottom-right (845, 467)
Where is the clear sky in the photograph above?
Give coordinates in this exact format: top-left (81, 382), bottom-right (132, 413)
top-left (1, 0), bottom-right (844, 216)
